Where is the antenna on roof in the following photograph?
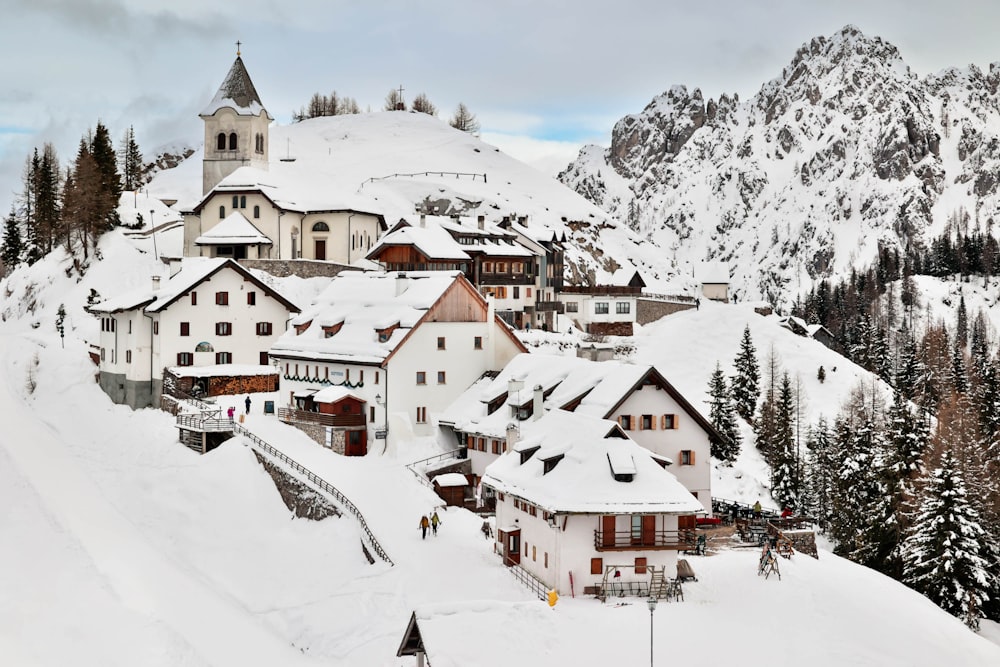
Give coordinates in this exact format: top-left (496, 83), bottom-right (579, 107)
top-left (279, 137), bottom-right (296, 162)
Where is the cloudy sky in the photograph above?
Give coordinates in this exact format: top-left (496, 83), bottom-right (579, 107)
top-left (2, 0), bottom-right (1000, 214)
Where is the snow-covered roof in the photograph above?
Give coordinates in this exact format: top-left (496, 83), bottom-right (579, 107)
top-left (194, 211), bottom-right (272, 246)
top-left (482, 410), bottom-right (702, 514)
top-left (368, 224), bottom-right (471, 261)
top-left (166, 364), bottom-right (277, 377)
top-left (312, 386), bottom-right (364, 404)
top-left (269, 271), bottom-right (466, 365)
top-left (199, 56), bottom-right (271, 119)
top-left (88, 257), bottom-right (299, 315)
top-left (441, 352), bottom-right (721, 442)
top-left (432, 473), bottom-right (469, 488)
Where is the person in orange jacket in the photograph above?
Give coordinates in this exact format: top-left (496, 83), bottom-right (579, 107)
top-left (419, 515), bottom-right (430, 540)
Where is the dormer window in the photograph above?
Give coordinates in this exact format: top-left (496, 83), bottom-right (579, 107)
top-left (518, 446), bottom-right (540, 465)
top-left (322, 321), bottom-right (344, 338)
top-left (376, 322), bottom-right (400, 342)
top-left (294, 320), bottom-right (313, 335)
top-left (607, 452), bottom-right (636, 482)
top-left (541, 454), bottom-right (564, 474)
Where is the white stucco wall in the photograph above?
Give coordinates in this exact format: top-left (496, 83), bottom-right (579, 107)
top-left (612, 387), bottom-right (712, 513)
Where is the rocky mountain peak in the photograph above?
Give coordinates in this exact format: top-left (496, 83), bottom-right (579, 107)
top-left (560, 25), bottom-right (1000, 309)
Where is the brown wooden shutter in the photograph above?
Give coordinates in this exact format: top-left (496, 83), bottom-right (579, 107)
top-left (591, 557), bottom-right (603, 575)
top-left (690, 450), bottom-right (696, 465)
top-left (650, 415), bottom-right (657, 430)
top-left (635, 557), bottom-right (647, 575)
top-left (602, 515), bottom-right (616, 547)
top-left (642, 515), bottom-right (656, 546)
top-left (661, 414), bottom-right (666, 429)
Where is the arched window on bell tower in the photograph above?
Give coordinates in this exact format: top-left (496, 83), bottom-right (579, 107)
top-left (217, 133), bottom-right (226, 151)
top-left (229, 132), bottom-right (238, 150)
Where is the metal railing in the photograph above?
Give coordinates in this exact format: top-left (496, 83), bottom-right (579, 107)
top-left (404, 448), bottom-right (463, 490)
top-left (593, 529), bottom-right (696, 551)
top-left (232, 423), bottom-right (393, 566)
top-left (501, 557), bottom-right (548, 601)
top-left (176, 414), bottom-right (233, 432)
top-left (277, 407), bottom-right (366, 428)
top-left (359, 171), bottom-right (487, 190)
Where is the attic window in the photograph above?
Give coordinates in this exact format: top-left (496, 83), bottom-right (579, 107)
top-left (486, 393), bottom-right (507, 415)
top-left (376, 322), bottom-right (400, 342)
top-left (323, 322), bottom-right (344, 338)
top-left (541, 454), bottom-right (564, 474)
top-left (518, 446), bottom-right (540, 465)
top-left (607, 452), bottom-right (636, 482)
top-left (294, 320), bottom-right (313, 335)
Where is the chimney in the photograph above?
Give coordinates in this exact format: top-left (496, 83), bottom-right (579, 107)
top-left (395, 272), bottom-right (408, 296)
top-left (533, 384), bottom-right (543, 421)
top-left (505, 423), bottom-right (519, 453)
top-left (518, 216), bottom-right (527, 226)
top-left (419, 213), bottom-right (426, 228)
top-left (152, 275), bottom-right (161, 291)
top-left (500, 215), bottom-right (510, 229)
top-left (477, 215), bottom-right (485, 230)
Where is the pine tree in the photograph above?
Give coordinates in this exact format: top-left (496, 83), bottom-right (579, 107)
top-left (89, 121), bottom-right (122, 227)
top-left (449, 103), bottom-right (480, 134)
top-left (957, 294), bottom-right (969, 349)
top-left (63, 139), bottom-right (104, 259)
top-left (34, 143), bottom-right (62, 255)
top-left (770, 373), bottom-right (799, 508)
top-left (411, 93), bottom-right (437, 116)
top-left (951, 341), bottom-right (969, 395)
top-left (0, 206), bottom-right (23, 270)
top-left (119, 125), bottom-right (143, 192)
top-left (731, 325), bottom-right (760, 422)
top-left (707, 362), bottom-right (741, 463)
top-left (805, 416), bottom-right (835, 531)
top-left (902, 448), bottom-right (990, 629)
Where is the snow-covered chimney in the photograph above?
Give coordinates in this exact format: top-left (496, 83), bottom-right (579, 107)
top-left (507, 377), bottom-right (523, 398)
top-left (419, 213), bottom-right (426, 228)
top-left (152, 275), bottom-right (161, 291)
top-left (395, 272), bottom-right (409, 296)
top-left (505, 423), bottom-right (519, 453)
top-left (477, 215), bottom-right (485, 230)
top-left (533, 384), bottom-right (543, 421)
top-left (518, 216), bottom-right (527, 226)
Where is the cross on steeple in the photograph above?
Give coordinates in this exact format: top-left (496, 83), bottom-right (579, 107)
top-left (236, 40), bottom-right (242, 57)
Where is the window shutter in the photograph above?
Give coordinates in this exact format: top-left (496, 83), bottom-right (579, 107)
top-left (661, 414), bottom-right (666, 429)
top-left (638, 417), bottom-right (644, 431)
top-left (618, 415), bottom-right (625, 428)
top-left (650, 415), bottom-right (657, 430)
top-left (690, 451), bottom-right (696, 465)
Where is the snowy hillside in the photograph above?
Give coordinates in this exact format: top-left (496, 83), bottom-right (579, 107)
top-left (147, 111), bottom-right (685, 290)
top-left (3, 231), bottom-right (1000, 664)
top-left (560, 25), bottom-right (1000, 307)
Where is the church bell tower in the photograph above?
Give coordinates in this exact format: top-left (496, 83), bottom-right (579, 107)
top-left (200, 44), bottom-right (272, 194)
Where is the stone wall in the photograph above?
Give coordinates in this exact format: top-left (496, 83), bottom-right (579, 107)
top-left (636, 298), bottom-right (696, 325)
top-left (288, 421), bottom-right (347, 455)
top-left (239, 258), bottom-right (362, 279)
top-left (589, 321), bottom-right (634, 336)
top-left (253, 451), bottom-right (341, 520)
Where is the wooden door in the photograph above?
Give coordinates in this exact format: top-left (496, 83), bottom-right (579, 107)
top-left (642, 515), bottom-right (656, 546)
top-left (315, 239), bottom-right (327, 260)
top-left (602, 515), bottom-right (616, 547)
top-left (505, 530), bottom-right (521, 566)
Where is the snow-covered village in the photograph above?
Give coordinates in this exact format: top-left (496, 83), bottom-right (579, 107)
top-left (5, 5), bottom-right (1000, 666)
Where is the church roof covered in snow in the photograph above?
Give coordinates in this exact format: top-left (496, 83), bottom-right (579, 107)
top-left (200, 56), bottom-right (271, 118)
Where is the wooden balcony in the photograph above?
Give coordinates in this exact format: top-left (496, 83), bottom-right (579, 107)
top-left (277, 407), bottom-right (366, 428)
top-left (593, 529), bottom-right (696, 551)
top-left (535, 301), bottom-right (565, 313)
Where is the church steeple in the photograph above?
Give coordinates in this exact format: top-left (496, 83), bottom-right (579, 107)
top-left (200, 49), bottom-right (272, 194)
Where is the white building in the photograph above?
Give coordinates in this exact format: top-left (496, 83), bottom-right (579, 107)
top-left (440, 353), bottom-right (719, 513)
top-left (482, 409), bottom-right (704, 596)
top-left (88, 258), bottom-right (300, 408)
top-left (183, 53), bottom-right (386, 264)
top-left (268, 270), bottom-right (527, 454)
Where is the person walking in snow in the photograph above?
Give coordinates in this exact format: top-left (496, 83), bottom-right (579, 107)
top-left (244, 395), bottom-right (252, 414)
top-left (752, 499), bottom-right (762, 519)
top-left (419, 515), bottom-right (430, 540)
top-left (431, 510), bottom-right (441, 536)
top-left (227, 406), bottom-right (235, 422)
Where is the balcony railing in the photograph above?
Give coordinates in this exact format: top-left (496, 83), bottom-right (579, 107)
top-left (593, 529), bottom-right (696, 551)
top-left (277, 407), bottom-right (366, 428)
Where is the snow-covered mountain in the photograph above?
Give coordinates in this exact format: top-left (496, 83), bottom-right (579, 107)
top-left (559, 25), bottom-right (1000, 307)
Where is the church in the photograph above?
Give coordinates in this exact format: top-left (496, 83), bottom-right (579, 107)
top-left (182, 51), bottom-right (386, 265)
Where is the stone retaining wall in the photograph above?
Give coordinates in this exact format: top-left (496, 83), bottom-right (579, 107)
top-left (253, 451), bottom-right (341, 520)
top-left (239, 258), bottom-right (362, 279)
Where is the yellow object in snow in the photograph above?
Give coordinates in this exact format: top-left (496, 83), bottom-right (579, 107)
top-left (547, 589), bottom-right (558, 607)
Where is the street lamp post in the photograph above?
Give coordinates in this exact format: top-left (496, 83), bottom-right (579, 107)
top-left (647, 597), bottom-right (657, 667)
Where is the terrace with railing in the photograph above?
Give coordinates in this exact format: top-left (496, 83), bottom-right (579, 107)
top-left (593, 529), bottom-right (696, 551)
top-left (277, 407), bottom-right (366, 428)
